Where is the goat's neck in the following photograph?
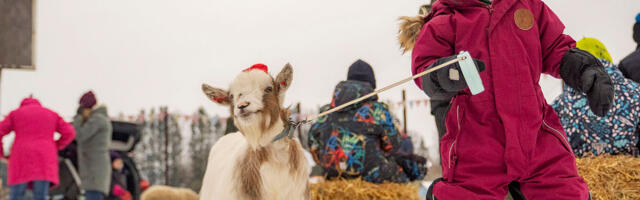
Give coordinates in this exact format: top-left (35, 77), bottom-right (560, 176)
top-left (242, 117), bottom-right (286, 150)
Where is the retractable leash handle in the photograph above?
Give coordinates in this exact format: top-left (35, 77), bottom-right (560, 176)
top-left (457, 51), bottom-right (485, 95)
top-left (273, 51), bottom-right (486, 142)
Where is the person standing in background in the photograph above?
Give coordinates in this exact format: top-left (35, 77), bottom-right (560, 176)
top-left (73, 91), bottom-right (112, 200)
top-left (619, 13), bottom-right (640, 83)
top-left (0, 97), bottom-right (76, 200)
top-left (618, 13), bottom-right (640, 153)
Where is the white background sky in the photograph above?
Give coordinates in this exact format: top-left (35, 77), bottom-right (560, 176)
top-left (2, 0), bottom-right (639, 145)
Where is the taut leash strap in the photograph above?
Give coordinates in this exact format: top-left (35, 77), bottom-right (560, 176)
top-left (308, 56), bottom-right (466, 121)
top-left (272, 55), bottom-right (468, 143)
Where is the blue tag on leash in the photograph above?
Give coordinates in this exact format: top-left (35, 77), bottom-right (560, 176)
top-left (457, 51), bottom-right (485, 95)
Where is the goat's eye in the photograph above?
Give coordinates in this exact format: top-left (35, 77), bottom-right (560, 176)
top-left (229, 94), bottom-right (234, 100)
top-left (264, 86), bottom-right (273, 93)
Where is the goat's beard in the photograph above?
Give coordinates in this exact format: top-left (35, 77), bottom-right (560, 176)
top-left (235, 110), bottom-right (260, 123)
top-left (234, 109), bottom-right (274, 129)
top-left (235, 112), bottom-right (278, 148)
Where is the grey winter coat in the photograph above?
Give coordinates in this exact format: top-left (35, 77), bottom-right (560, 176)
top-left (73, 106), bottom-right (112, 194)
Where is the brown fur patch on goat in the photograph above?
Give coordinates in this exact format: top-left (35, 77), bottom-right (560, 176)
top-left (236, 147), bottom-right (270, 200)
top-left (260, 80), bottom-right (281, 131)
top-left (288, 139), bottom-right (301, 173)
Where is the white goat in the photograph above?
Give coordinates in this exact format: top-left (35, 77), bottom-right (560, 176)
top-left (199, 64), bottom-right (309, 200)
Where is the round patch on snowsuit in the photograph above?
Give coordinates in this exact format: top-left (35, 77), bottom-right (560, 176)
top-left (514, 8), bottom-right (534, 30)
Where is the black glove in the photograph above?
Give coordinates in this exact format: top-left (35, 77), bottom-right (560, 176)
top-left (560, 48), bottom-right (614, 117)
top-left (393, 154), bottom-right (427, 181)
top-left (421, 55), bottom-right (485, 99)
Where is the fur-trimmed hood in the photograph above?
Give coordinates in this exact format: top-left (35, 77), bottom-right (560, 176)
top-left (397, 5), bottom-right (431, 53)
top-left (397, 1), bottom-right (441, 53)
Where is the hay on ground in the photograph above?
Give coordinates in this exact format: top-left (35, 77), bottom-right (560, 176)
top-left (310, 155), bottom-right (639, 200)
top-left (577, 155), bottom-right (640, 200)
top-left (310, 179), bottom-right (419, 200)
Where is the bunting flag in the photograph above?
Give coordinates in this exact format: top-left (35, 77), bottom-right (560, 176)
top-left (388, 99), bottom-right (432, 109)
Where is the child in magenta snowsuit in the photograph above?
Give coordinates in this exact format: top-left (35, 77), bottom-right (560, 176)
top-left (0, 97), bottom-right (76, 200)
top-left (412, 0), bottom-right (613, 199)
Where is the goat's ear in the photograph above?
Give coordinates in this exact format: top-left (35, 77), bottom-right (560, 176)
top-left (202, 84), bottom-right (231, 105)
top-left (275, 63), bottom-right (293, 92)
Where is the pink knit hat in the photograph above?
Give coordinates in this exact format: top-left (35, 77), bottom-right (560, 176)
top-left (79, 91), bottom-right (97, 109)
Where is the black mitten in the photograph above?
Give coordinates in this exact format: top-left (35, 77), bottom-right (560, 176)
top-left (421, 55), bottom-right (485, 98)
top-left (560, 48), bottom-right (614, 116)
top-left (393, 154), bottom-right (427, 181)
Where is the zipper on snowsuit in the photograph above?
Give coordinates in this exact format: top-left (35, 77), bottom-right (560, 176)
top-left (447, 4), bottom-right (494, 171)
top-left (448, 105), bottom-right (461, 169)
top-left (543, 120), bottom-right (572, 152)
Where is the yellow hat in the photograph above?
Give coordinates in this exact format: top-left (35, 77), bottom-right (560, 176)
top-left (576, 37), bottom-right (613, 63)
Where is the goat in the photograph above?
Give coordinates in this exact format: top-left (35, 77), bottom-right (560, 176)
top-left (199, 63), bottom-right (309, 200)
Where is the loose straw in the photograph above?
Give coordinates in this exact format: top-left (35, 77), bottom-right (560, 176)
top-left (306, 56), bottom-right (466, 122)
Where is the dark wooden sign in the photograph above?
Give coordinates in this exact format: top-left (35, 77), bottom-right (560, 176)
top-left (0, 0), bottom-right (35, 70)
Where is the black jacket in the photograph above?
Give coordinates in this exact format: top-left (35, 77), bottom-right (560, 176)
top-left (619, 48), bottom-right (640, 83)
top-left (620, 22), bottom-right (640, 83)
top-left (430, 99), bottom-right (450, 138)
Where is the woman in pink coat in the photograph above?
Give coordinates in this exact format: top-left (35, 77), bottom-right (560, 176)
top-left (0, 97), bottom-right (76, 200)
top-left (412, 0), bottom-right (613, 199)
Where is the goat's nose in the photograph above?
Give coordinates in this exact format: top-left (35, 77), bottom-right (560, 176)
top-left (237, 102), bottom-right (250, 109)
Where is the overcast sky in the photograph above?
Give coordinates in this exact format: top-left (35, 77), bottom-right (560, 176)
top-left (2, 0), bottom-right (639, 140)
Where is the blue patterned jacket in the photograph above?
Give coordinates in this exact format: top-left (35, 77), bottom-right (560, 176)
top-left (308, 80), bottom-right (426, 183)
top-left (553, 59), bottom-right (640, 156)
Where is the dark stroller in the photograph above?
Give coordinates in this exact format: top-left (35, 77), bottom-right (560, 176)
top-left (50, 121), bottom-right (143, 200)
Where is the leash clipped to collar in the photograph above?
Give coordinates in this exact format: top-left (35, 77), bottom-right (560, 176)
top-left (271, 51), bottom-right (483, 143)
top-left (271, 119), bottom-right (312, 142)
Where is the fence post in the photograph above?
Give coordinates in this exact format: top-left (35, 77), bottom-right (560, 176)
top-left (163, 106), bottom-right (169, 185)
top-left (402, 90), bottom-right (407, 134)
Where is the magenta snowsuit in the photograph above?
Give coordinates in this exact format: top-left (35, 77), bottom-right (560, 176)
top-left (0, 98), bottom-right (76, 187)
top-left (412, 0), bottom-right (589, 199)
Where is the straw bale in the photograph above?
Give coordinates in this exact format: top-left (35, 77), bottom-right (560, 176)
top-left (577, 155), bottom-right (640, 200)
top-left (310, 179), bottom-right (419, 200)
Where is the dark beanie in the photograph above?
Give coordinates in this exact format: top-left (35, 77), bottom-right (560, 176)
top-left (347, 59), bottom-right (376, 89)
top-left (79, 91), bottom-right (97, 109)
top-left (110, 151), bottom-right (121, 161)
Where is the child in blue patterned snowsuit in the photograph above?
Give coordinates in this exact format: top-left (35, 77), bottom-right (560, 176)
top-left (553, 38), bottom-right (640, 157)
